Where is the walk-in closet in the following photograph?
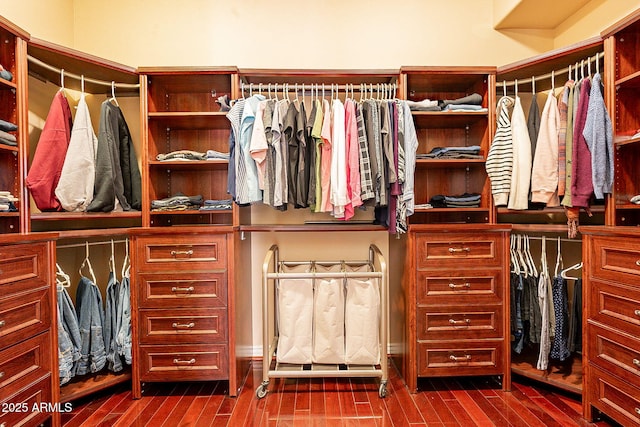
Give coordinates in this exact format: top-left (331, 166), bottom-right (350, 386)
top-left (1, 2), bottom-right (639, 426)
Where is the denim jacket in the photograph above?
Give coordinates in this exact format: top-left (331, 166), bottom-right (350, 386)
top-left (57, 287), bottom-right (82, 383)
top-left (105, 272), bottom-right (123, 372)
top-left (116, 275), bottom-right (132, 365)
top-left (75, 276), bottom-right (106, 375)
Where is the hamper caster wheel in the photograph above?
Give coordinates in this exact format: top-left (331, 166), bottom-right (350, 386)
top-left (379, 381), bottom-right (388, 398)
top-left (256, 381), bottom-right (269, 399)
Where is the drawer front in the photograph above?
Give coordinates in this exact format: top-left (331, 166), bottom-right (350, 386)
top-left (0, 375), bottom-right (52, 427)
top-left (416, 270), bottom-right (502, 305)
top-left (588, 279), bottom-right (640, 338)
top-left (417, 341), bottom-right (503, 377)
top-left (0, 332), bottom-right (52, 395)
top-left (139, 344), bottom-right (228, 382)
top-left (136, 234), bottom-right (227, 272)
top-left (0, 288), bottom-right (51, 349)
top-left (591, 236), bottom-right (640, 283)
top-left (0, 242), bottom-right (49, 299)
top-left (139, 308), bottom-right (228, 344)
top-left (587, 323), bottom-right (640, 384)
top-left (417, 306), bottom-right (502, 340)
top-left (588, 364), bottom-right (640, 427)
top-left (415, 233), bottom-right (502, 269)
top-left (138, 271), bottom-right (227, 309)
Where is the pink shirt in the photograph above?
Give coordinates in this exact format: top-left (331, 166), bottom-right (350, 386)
top-left (320, 99), bottom-right (333, 213)
top-left (343, 99), bottom-right (362, 221)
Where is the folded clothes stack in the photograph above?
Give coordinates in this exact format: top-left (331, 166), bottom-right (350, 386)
top-left (0, 64), bottom-right (13, 81)
top-left (418, 145), bottom-right (482, 159)
top-left (156, 149), bottom-right (230, 161)
top-left (151, 193), bottom-right (203, 211)
top-left (199, 199), bottom-right (233, 211)
top-left (0, 119), bottom-right (18, 146)
top-left (429, 192), bottom-right (481, 208)
top-left (0, 190), bottom-right (18, 212)
top-left (407, 93), bottom-right (487, 112)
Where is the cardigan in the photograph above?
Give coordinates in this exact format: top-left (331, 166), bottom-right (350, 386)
top-left (508, 96), bottom-right (532, 210)
top-left (530, 90), bottom-right (560, 206)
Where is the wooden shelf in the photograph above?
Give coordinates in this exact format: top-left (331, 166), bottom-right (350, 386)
top-left (511, 350), bottom-right (582, 395)
top-left (60, 369), bottom-right (131, 404)
top-left (31, 211), bottom-right (142, 221)
top-left (615, 69), bottom-right (640, 88)
top-left (240, 223), bottom-right (387, 233)
top-left (497, 206), bottom-right (605, 215)
top-left (414, 207), bottom-right (488, 213)
top-left (411, 111), bottom-right (488, 128)
top-left (0, 142), bottom-right (19, 153)
top-left (415, 158), bottom-right (485, 168)
top-left (614, 134), bottom-right (640, 147)
top-left (150, 209), bottom-right (232, 215)
top-left (0, 77), bottom-right (17, 90)
top-left (0, 211), bottom-right (19, 217)
top-left (147, 112), bottom-right (229, 129)
top-left (149, 159), bottom-right (229, 169)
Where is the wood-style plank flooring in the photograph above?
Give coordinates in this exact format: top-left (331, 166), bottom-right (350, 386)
top-left (61, 362), bottom-right (619, 426)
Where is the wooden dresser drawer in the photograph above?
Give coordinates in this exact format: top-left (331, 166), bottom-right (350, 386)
top-left (587, 323), bottom-right (640, 384)
top-left (0, 242), bottom-right (49, 299)
top-left (591, 236), bottom-right (640, 283)
top-left (135, 234), bottom-right (227, 272)
top-left (417, 306), bottom-right (502, 340)
top-left (415, 233), bottom-right (502, 269)
top-left (0, 288), bottom-right (50, 350)
top-left (138, 271), bottom-right (227, 309)
top-left (139, 344), bottom-right (228, 382)
top-left (139, 308), bottom-right (228, 344)
top-left (0, 375), bottom-right (52, 427)
top-left (416, 269), bottom-right (502, 305)
top-left (588, 364), bottom-right (640, 427)
top-left (588, 279), bottom-right (640, 338)
top-left (417, 340), bottom-right (503, 377)
top-left (0, 332), bottom-right (51, 397)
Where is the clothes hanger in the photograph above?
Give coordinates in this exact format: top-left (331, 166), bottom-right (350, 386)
top-left (510, 235), bottom-right (520, 274)
top-left (110, 81), bottom-right (120, 106)
top-left (56, 262), bottom-right (71, 290)
top-left (122, 238), bottom-right (131, 279)
top-left (531, 76), bottom-right (535, 95)
top-left (561, 261), bottom-right (582, 280)
top-left (503, 80), bottom-right (506, 97)
top-left (79, 241), bottom-right (98, 286)
top-left (554, 236), bottom-right (563, 278)
top-left (517, 234), bottom-right (530, 277)
top-left (524, 235), bottom-right (538, 277)
top-left (109, 239), bottom-right (117, 274)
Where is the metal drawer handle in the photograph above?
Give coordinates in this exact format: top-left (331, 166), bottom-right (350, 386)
top-left (170, 249), bottom-right (194, 257)
top-left (171, 286), bottom-right (195, 293)
top-left (449, 318), bottom-right (471, 325)
top-left (172, 322), bottom-right (195, 329)
top-left (636, 407), bottom-right (640, 416)
top-left (0, 320), bottom-right (4, 328)
top-left (449, 354), bottom-right (471, 362)
top-left (635, 260), bottom-right (640, 266)
top-left (449, 282), bottom-right (471, 289)
top-left (633, 359), bottom-right (640, 368)
top-left (0, 371), bottom-right (4, 379)
top-left (448, 247), bottom-right (471, 254)
top-left (635, 310), bottom-right (640, 317)
top-left (173, 358), bottom-right (196, 365)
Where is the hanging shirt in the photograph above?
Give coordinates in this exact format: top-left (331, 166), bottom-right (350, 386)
top-left (276, 99), bottom-right (290, 208)
top-left (262, 99), bottom-right (276, 206)
top-left (402, 101), bottom-right (418, 217)
top-left (527, 93), bottom-right (541, 166)
top-left (531, 90), bottom-right (560, 206)
top-left (362, 100), bottom-right (382, 205)
top-left (344, 99), bottom-right (362, 220)
top-left (320, 99), bottom-right (333, 213)
top-left (26, 91), bottom-right (73, 211)
top-left (250, 100), bottom-right (268, 190)
top-left (486, 96), bottom-right (514, 206)
top-left (284, 100), bottom-right (303, 207)
top-left (311, 99), bottom-right (324, 212)
top-left (226, 98), bottom-right (245, 203)
top-left (330, 99), bottom-right (348, 218)
top-left (508, 96), bottom-right (532, 210)
top-left (561, 81), bottom-right (577, 207)
top-left (356, 103), bottom-right (374, 203)
top-left (55, 94), bottom-right (97, 212)
top-left (238, 94), bottom-right (265, 204)
top-left (583, 73), bottom-right (614, 199)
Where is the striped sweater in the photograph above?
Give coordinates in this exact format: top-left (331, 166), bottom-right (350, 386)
top-left (486, 96), bottom-right (514, 206)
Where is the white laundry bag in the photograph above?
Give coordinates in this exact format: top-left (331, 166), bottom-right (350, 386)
top-left (313, 264), bottom-right (346, 364)
top-left (276, 264), bottom-right (313, 364)
top-left (345, 264), bottom-right (380, 365)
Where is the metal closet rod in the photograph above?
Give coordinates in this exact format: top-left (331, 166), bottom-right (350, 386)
top-left (241, 82), bottom-right (397, 92)
top-left (500, 51), bottom-right (604, 88)
top-left (57, 239), bottom-right (129, 250)
top-left (512, 234), bottom-right (581, 244)
top-left (27, 54), bottom-right (141, 89)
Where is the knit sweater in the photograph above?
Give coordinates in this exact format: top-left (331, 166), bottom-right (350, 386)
top-left (531, 90), bottom-right (560, 206)
top-left (583, 73), bottom-right (614, 199)
top-left (571, 78), bottom-right (593, 208)
top-left (486, 96), bottom-right (514, 206)
top-left (508, 96), bottom-right (532, 210)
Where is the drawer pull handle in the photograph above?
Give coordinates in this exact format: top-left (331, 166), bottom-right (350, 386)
top-left (448, 247), bottom-right (471, 254)
top-left (633, 359), bottom-right (640, 368)
top-left (636, 260), bottom-right (640, 267)
top-left (173, 358), bottom-right (196, 365)
top-left (172, 322), bottom-right (195, 329)
top-left (171, 286), bottom-right (195, 293)
top-left (636, 408), bottom-right (640, 416)
top-left (449, 318), bottom-right (471, 325)
top-left (0, 371), bottom-right (4, 379)
top-left (170, 249), bottom-right (194, 257)
top-left (449, 354), bottom-right (471, 362)
top-left (449, 282), bottom-right (471, 289)
top-left (0, 320), bottom-right (4, 328)
top-left (635, 310), bottom-right (640, 317)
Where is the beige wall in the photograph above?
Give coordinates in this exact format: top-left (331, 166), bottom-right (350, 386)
top-left (0, 0), bottom-right (74, 45)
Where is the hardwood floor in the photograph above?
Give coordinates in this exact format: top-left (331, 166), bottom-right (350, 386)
top-left (61, 362), bottom-right (619, 427)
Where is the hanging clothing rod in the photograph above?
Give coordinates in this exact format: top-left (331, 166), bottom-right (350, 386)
top-left (241, 82), bottom-right (397, 93)
top-left (27, 54), bottom-right (141, 90)
top-left (57, 239), bottom-right (129, 250)
top-left (500, 51), bottom-right (604, 88)
top-left (513, 235), bottom-right (581, 244)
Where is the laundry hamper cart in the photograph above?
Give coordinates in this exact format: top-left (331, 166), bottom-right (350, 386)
top-left (256, 244), bottom-right (389, 398)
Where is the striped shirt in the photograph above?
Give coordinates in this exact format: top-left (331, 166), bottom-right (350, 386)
top-left (486, 96), bottom-right (514, 206)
